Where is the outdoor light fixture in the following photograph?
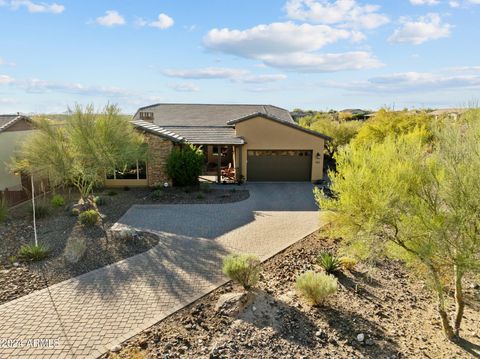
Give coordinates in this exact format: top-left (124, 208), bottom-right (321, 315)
top-left (316, 152), bottom-right (321, 160)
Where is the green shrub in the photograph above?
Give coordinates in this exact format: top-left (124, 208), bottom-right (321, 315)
top-left (0, 197), bottom-right (8, 223)
top-left (296, 271), bottom-right (337, 306)
top-left (340, 256), bottom-right (357, 271)
top-left (51, 194), bottom-right (65, 208)
top-left (166, 145), bottom-right (204, 187)
top-left (222, 254), bottom-right (261, 290)
top-left (196, 192), bottom-right (205, 200)
top-left (151, 189), bottom-right (163, 199)
top-left (107, 190), bottom-right (117, 196)
top-left (123, 186), bottom-right (130, 191)
top-left (78, 210), bottom-right (99, 226)
top-left (94, 196), bottom-right (106, 206)
top-left (29, 202), bottom-right (51, 219)
top-left (317, 251), bottom-right (341, 274)
top-left (19, 244), bottom-right (49, 262)
top-left (71, 207), bottom-right (80, 216)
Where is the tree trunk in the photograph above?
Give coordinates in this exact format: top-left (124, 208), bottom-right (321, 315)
top-left (454, 265), bottom-right (465, 336)
top-left (430, 266), bottom-right (455, 340)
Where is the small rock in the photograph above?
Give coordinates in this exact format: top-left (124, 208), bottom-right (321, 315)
top-left (365, 339), bottom-right (374, 346)
top-left (110, 345), bottom-right (121, 353)
top-left (252, 306), bottom-right (257, 312)
top-left (356, 333), bottom-right (365, 342)
top-left (315, 330), bottom-right (322, 337)
top-left (13, 262), bottom-right (19, 267)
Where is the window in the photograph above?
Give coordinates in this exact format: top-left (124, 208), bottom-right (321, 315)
top-left (106, 161), bottom-right (147, 180)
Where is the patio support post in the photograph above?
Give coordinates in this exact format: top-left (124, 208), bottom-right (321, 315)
top-left (217, 145), bottom-right (222, 183)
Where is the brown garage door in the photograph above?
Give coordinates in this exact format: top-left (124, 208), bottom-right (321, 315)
top-left (247, 150), bottom-right (312, 181)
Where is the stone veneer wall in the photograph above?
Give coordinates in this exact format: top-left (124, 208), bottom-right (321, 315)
top-left (143, 132), bottom-right (174, 187)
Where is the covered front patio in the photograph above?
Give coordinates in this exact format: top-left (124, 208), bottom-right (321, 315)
top-left (199, 144), bottom-right (243, 184)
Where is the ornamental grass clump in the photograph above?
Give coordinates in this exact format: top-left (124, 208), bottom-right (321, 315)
top-left (19, 244), bottom-right (49, 262)
top-left (222, 254), bottom-right (261, 290)
top-left (296, 271), bottom-right (337, 306)
top-left (317, 251), bottom-right (341, 274)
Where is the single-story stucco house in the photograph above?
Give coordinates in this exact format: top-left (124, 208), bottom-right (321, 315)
top-left (0, 114), bottom-right (34, 192)
top-left (106, 103), bottom-right (330, 187)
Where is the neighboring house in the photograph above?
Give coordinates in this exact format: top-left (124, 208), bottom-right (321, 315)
top-left (0, 114), bottom-right (33, 191)
top-left (105, 103), bottom-right (330, 187)
top-left (430, 108), bottom-right (466, 120)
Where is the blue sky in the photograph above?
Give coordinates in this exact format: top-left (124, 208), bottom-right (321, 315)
top-left (1, 0), bottom-right (480, 114)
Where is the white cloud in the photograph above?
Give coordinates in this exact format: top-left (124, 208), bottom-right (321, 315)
top-left (449, 0), bottom-right (460, 6)
top-left (389, 13), bottom-right (452, 44)
top-left (95, 10), bottom-right (125, 27)
top-left (150, 13), bottom-right (174, 29)
top-left (167, 82), bottom-right (199, 92)
top-left (205, 22), bottom-right (361, 57)
top-left (284, 0), bottom-right (389, 29)
top-left (163, 67), bottom-right (288, 83)
top-left (136, 13), bottom-right (174, 29)
top-left (260, 51), bottom-right (382, 72)
top-left (328, 67), bottom-right (480, 93)
top-left (0, 74), bottom-right (15, 84)
top-left (410, 0), bottom-right (440, 5)
top-left (2, 0), bottom-right (64, 13)
top-left (203, 22), bottom-right (381, 72)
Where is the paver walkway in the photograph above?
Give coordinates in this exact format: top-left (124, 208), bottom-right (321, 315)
top-left (0, 183), bottom-right (319, 358)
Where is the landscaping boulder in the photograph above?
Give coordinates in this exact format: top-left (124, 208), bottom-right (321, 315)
top-left (215, 292), bottom-right (255, 317)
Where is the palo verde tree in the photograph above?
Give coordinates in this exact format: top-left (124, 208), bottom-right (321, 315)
top-left (316, 112), bottom-right (480, 340)
top-left (14, 104), bottom-right (146, 205)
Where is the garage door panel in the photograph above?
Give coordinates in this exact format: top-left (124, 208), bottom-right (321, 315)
top-left (247, 150), bottom-right (312, 182)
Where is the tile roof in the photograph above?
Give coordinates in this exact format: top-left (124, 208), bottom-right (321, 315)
top-left (130, 120), bottom-right (184, 142)
top-left (133, 103), bottom-right (293, 126)
top-left (163, 126), bottom-right (245, 145)
top-left (0, 114), bottom-right (29, 133)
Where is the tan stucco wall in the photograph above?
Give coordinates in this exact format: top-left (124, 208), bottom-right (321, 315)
top-left (0, 130), bottom-right (34, 190)
top-left (234, 116), bottom-right (325, 182)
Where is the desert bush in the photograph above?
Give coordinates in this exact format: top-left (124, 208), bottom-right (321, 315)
top-left (78, 210), bottom-right (99, 226)
top-left (340, 257), bottom-right (357, 271)
top-left (71, 207), bottom-right (80, 216)
top-left (317, 115), bottom-right (480, 339)
top-left (51, 194), bottom-right (65, 208)
top-left (29, 201), bottom-right (51, 219)
top-left (317, 251), bottom-right (341, 274)
top-left (196, 192), bottom-right (205, 199)
top-left (222, 254), bottom-right (261, 290)
top-left (0, 197), bottom-right (8, 223)
top-left (64, 238), bottom-right (87, 263)
top-left (296, 271), bottom-right (337, 306)
top-left (166, 144), bottom-right (204, 187)
top-left (94, 196), bottom-right (106, 206)
top-left (19, 243), bottom-right (49, 261)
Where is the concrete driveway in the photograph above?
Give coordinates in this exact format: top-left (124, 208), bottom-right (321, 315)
top-left (0, 183), bottom-right (320, 359)
top-left (117, 182), bottom-right (319, 259)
